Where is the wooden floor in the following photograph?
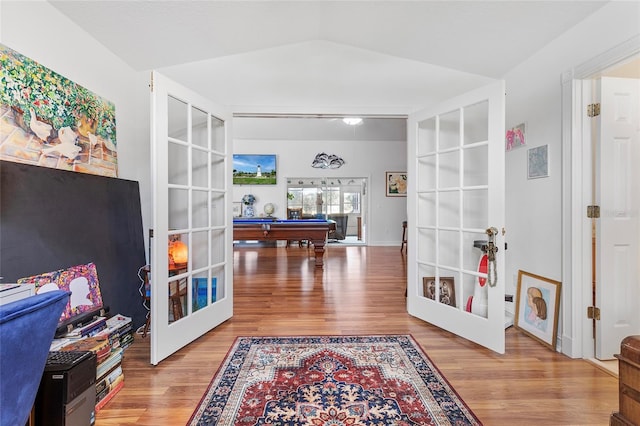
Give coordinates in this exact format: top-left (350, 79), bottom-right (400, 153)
top-left (96, 246), bottom-right (618, 425)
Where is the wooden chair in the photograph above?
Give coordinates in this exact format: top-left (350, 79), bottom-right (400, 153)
top-left (141, 266), bottom-right (151, 338)
top-left (401, 220), bottom-right (407, 252)
top-left (287, 208), bottom-right (302, 219)
top-left (286, 208), bottom-right (307, 247)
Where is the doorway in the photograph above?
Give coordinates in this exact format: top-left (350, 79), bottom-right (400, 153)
top-left (561, 36), bottom-right (640, 361)
top-left (286, 177), bottom-right (367, 245)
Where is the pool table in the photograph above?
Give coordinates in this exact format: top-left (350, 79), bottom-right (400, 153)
top-left (233, 218), bottom-right (334, 268)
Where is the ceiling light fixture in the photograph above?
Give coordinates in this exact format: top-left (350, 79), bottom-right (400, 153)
top-left (342, 117), bottom-right (363, 126)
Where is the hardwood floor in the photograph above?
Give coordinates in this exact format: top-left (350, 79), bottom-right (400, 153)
top-left (96, 246), bottom-right (618, 425)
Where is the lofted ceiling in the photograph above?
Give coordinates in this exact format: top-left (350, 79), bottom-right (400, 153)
top-left (47, 0), bottom-right (612, 112)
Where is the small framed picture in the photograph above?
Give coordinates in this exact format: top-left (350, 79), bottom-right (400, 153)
top-left (527, 145), bottom-right (549, 179)
top-left (232, 202), bottom-right (242, 217)
top-left (515, 270), bottom-right (562, 350)
top-left (386, 172), bottom-right (407, 197)
top-left (422, 277), bottom-right (436, 300)
top-left (422, 276), bottom-right (456, 307)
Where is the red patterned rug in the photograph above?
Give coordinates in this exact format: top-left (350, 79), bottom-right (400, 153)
top-left (188, 335), bottom-right (481, 425)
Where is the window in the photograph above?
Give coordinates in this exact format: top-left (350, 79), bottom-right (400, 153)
top-left (343, 192), bottom-right (360, 214)
top-left (287, 178), bottom-right (363, 217)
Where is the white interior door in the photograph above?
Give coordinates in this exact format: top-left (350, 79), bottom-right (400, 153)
top-left (150, 71), bottom-right (233, 365)
top-left (407, 81), bottom-right (506, 353)
top-left (596, 76), bottom-right (640, 359)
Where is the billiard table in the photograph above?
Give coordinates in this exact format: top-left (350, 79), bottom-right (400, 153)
top-left (233, 218), bottom-right (334, 268)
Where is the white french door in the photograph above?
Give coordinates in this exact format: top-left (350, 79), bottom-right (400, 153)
top-left (150, 71), bottom-right (233, 365)
top-left (595, 77), bottom-right (640, 359)
top-left (407, 81), bottom-right (506, 353)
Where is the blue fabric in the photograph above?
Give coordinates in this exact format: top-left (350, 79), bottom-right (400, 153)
top-left (0, 290), bottom-right (69, 426)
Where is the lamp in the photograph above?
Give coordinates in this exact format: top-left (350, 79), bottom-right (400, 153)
top-left (168, 238), bottom-right (188, 268)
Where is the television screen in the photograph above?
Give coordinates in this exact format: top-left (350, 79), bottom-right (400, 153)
top-left (233, 154), bottom-right (276, 185)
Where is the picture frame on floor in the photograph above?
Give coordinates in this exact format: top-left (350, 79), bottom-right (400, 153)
top-left (515, 270), bottom-right (561, 350)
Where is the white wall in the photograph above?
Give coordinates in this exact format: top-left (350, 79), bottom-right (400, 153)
top-left (4, 0), bottom-right (638, 355)
top-left (0, 1), bottom-right (152, 256)
top-left (233, 137), bottom-right (407, 245)
top-left (503, 2), bottom-right (640, 354)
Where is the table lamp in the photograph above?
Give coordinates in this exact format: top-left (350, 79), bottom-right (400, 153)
top-left (168, 239), bottom-right (188, 269)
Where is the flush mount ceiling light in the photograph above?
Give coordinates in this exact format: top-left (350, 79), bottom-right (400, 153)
top-left (342, 117), bottom-right (363, 126)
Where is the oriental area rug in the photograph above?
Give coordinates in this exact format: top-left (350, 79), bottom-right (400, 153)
top-left (188, 335), bottom-right (482, 426)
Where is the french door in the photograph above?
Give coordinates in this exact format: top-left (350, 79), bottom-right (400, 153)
top-left (407, 81), bottom-right (506, 353)
top-left (150, 71), bottom-right (233, 365)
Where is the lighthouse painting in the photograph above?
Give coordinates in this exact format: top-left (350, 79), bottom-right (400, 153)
top-left (233, 154), bottom-right (276, 185)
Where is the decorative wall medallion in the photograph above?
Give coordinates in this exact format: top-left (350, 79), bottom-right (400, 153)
top-left (311, 152), bottom-right (344, 169)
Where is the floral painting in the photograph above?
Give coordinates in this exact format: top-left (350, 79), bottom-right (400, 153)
top-left (0, 44), bottom-right (117, 177)
top-left (505, 122), bottom-right (526, 152)
top-left (385, 171), bottom-right (407, 197)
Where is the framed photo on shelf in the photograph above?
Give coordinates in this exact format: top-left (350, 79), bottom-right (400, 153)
top-left (515, 270), bottom-right (562, 350)
top-left (422, 276), bottom-right (456, 307)
top-left (232, 202), bottom-right (242, 217)
top-left (385, 171), bottom-right (407, 197)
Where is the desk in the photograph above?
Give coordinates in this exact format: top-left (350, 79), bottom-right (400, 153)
top-left (233, 219), bottom-right (333, 268)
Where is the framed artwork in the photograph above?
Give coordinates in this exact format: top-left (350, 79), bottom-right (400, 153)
top-left (17, 262), bottom-right (104, 327)
top-left (527, 145), bottom-right (549, 179)
top-left (0, 44), bottom-right (118, 177)
top-left (232, 202), bottom-right (242, 217)
top-left (505, 122), bottom-right (526, 151)
top-left (233, 154), bottom-right (277, 185)
top-left (386, 172), bottom-right (407, 197)
top-left (515, 270), bottom-right (562, 350)
top-left (422, 277), bottom-right (436, 300)
top-left (422, 276), bottom-right (456, 307)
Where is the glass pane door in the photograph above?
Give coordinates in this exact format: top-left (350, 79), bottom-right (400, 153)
top-left (151, 71), bottom-right (232, 365)
top-left (407, 81), bottom-right (505, 353)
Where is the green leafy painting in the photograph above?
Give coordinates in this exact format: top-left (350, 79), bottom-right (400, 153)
top-left (0, 44), bottom-right (117, 177)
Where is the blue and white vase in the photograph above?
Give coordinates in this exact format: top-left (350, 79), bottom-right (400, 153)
top-left (244, 204), bottom-right (255, 218)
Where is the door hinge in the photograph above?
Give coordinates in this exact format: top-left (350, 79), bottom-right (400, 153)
top-left (587, 205), bottom-right (600, 218)
top-left (587, 103), bottom-right (601, 117)
top-left (587, 306), bottom-right (601, 320)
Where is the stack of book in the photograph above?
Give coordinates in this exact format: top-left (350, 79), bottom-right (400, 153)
top-left (94, 347), bottom-right (124, 411)
top-left (60, 335), bottom-right (111, 364)
top-left (102, 314), bottom-right (134, 352)
top-left (50, 314), bottom-right (134, 412)
top-left (65, 316), bottom-right (108, 338)
top-left (92, 314), bottom-right (133, 411)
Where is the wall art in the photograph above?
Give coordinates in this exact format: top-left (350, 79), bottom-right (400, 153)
top-left (233, 154), bottom-right (276, 185)
top-left (527, 145), bottom-right (549, 179)
top-left (0, 44), bottom-right (117, 177)
top-left (386, 171), bottom-right (407, 197)
top-left (505, 122), bottom-right (526, 151)
top-left (515, 270), bottom-right (562, 350)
